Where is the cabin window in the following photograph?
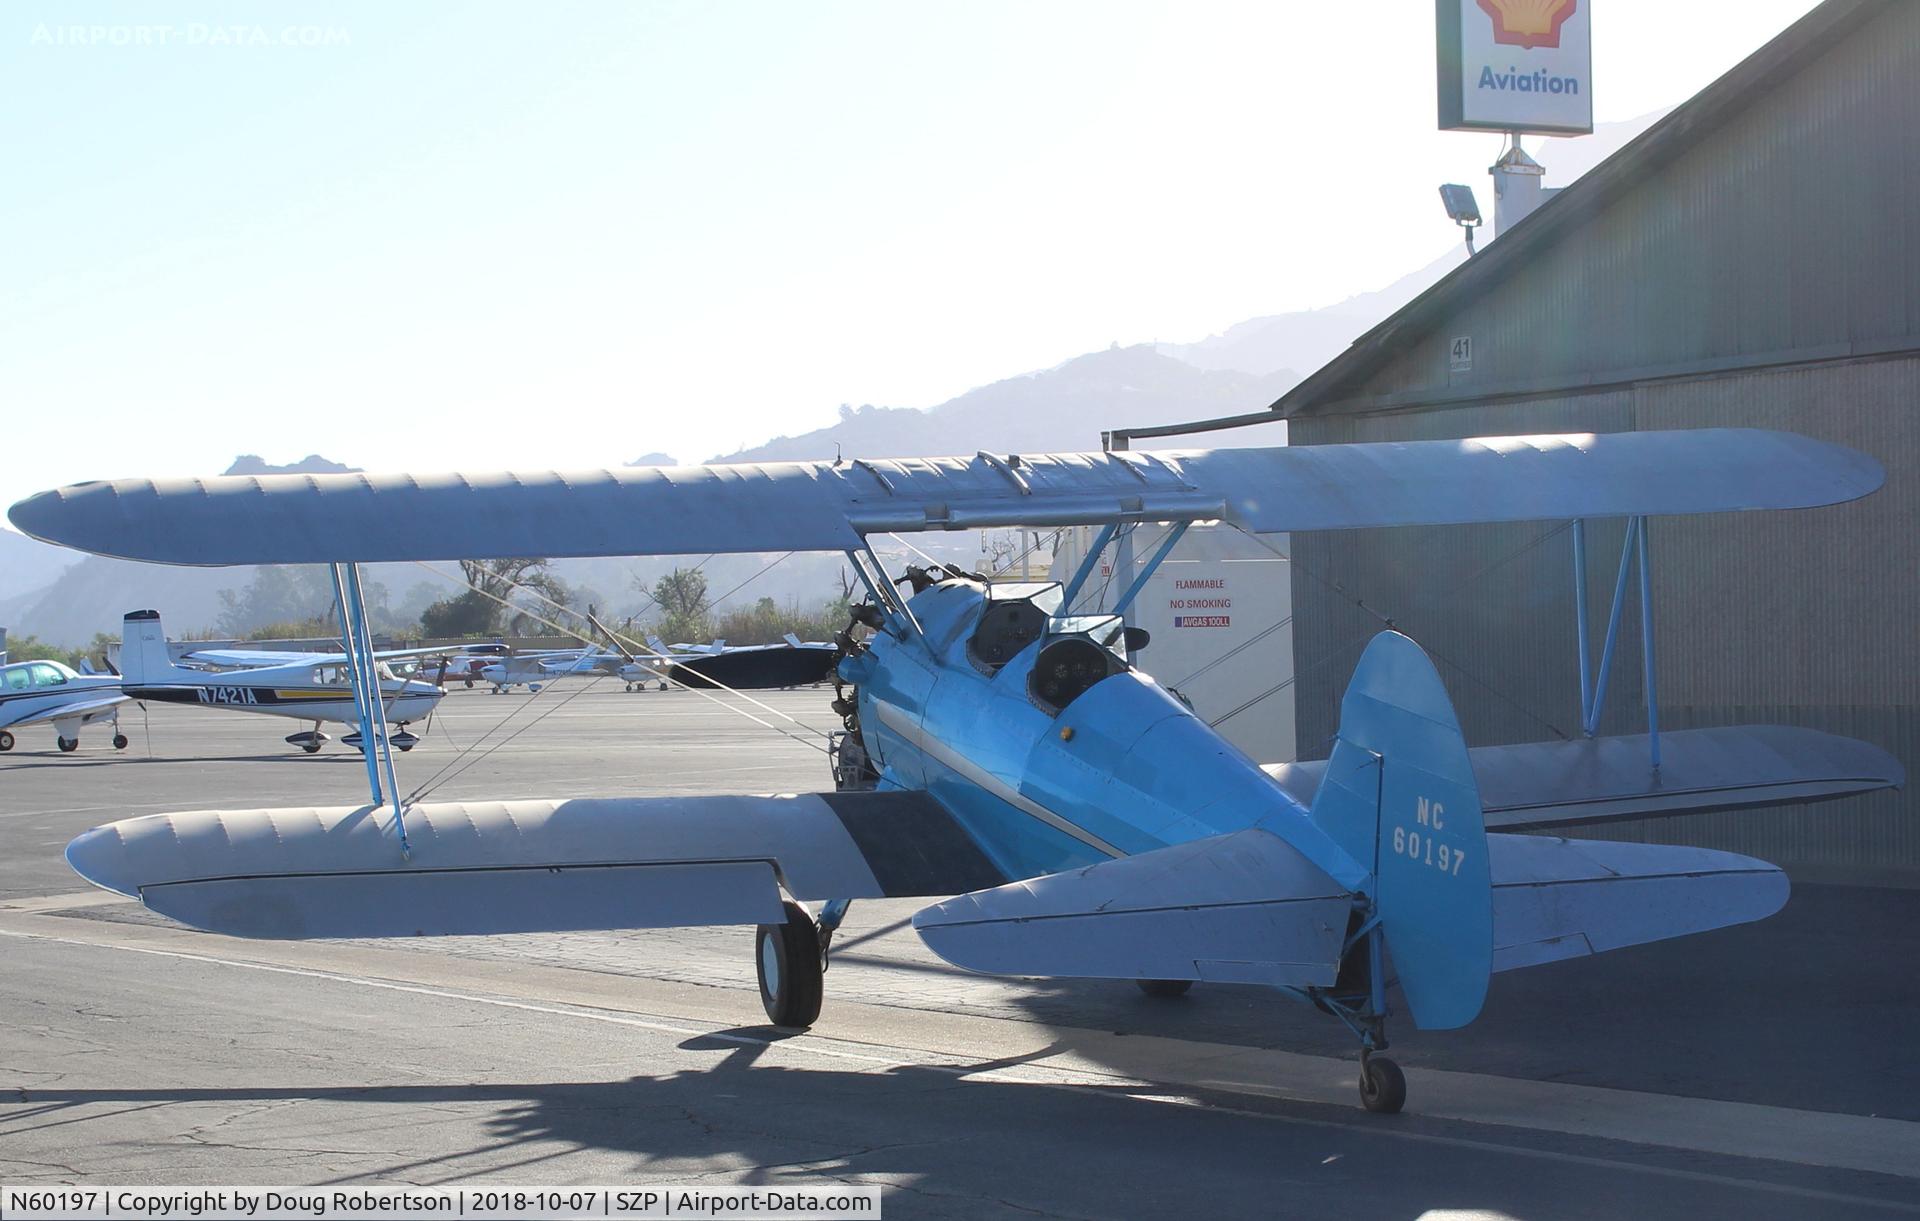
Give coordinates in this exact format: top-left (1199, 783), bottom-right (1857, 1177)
top-left (4, 668), bottom-right (27, 692)
top-left (29, 663), bottom-right (67, 688)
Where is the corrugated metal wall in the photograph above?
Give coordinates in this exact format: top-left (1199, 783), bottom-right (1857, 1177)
top-left (1292, 358), bottom-right (1920, 876)
top-left (1287, 4), bottom-right (1920, 879)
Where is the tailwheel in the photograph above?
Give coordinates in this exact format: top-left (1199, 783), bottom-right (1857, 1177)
top-left (112, 733), bottom-right (129, 750)
top-left (755, 900), bottom-right (824, 1028)
top-left (1359, 1050), bottom-right (1406, 1115)
top-left (58, 737), bottom-right (79, 753)
top-left (1135, 979), bottom-right (1193, 998)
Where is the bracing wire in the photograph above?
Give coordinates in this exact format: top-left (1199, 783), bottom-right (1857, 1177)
top-left (414, 558), bottom-right (826, 735)
top-left (399, 558), bottom-right (832, 806)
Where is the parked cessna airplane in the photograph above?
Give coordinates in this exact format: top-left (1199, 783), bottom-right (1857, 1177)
top-left (114, 610), bottom-right (443, 752)
top-left (13, 431), bottom-right (1901, 1113)
top-left (0, 656), bottom-right (128, 752)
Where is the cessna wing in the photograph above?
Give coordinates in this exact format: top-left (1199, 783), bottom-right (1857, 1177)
top-left (8, 430), bottom-right (1881, 565)
top-left (0, 691), bottom-right (128, 730)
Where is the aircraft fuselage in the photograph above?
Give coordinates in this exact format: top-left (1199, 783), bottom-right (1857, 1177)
top-left (840, 578), bottom-right (1364, 890)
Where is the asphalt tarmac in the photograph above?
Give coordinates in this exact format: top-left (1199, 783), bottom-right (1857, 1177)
top-left (2, 685), bottom-right (1916, 1217)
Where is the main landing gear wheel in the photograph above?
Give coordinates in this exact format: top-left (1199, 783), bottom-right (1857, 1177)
top-left (58, 737), bottom-right (79, 753)
top-left (0, 730), bottom-right (13, 752)
top-left (1135, 979), bottom-right (1193, 998)
top-left (302, 740), bottom-right (323, 754)
top-left (1359, 1052), bottom-right (1406, 1115)
top-left (112, 733), bottom-right (129, 750)
top-left (755, 900), bottom-right (824, 1028)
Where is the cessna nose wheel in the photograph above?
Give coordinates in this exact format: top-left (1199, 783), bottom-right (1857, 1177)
top-left (754, 900), bottom-right (824, 1028)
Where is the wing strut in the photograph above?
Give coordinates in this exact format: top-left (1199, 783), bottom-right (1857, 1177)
top-left (1572, 515), bottom-right (1661, 769)
top-left (328, 561), bottom-right (410, 856)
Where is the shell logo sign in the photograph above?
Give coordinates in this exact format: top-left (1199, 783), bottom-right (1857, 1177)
top-left (1477, 0), bottom-right (1578, 51)
top-left (1438, 0), bottom-right (1593, 135)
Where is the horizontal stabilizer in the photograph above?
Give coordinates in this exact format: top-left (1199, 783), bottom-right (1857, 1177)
top-left (10, 430), bottom-right (1880, 565)
top-left (1488, 834), bottom-right (1788, 972)
top-left (65, 791), bottom-right (1009, 939)
top-left (1267, 725), bottom-right (1902, 831)
top-left (912, 829), bottom-right (1352, 988)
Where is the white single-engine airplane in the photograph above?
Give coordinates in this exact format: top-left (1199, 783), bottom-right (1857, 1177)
top-left (114, 610), bottom-right (443, 753)
top-left (11, 433), bottom-right (1901, 1112)
top-left (0, 656), bottom-right (128, 753)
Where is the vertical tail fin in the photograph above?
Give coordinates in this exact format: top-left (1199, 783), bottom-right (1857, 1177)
top-left (119, 610), bottom-right (182, 685)
top-left (1309, 631), bottom-right (1492, 1030)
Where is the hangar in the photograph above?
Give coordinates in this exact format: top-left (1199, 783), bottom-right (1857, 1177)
top-left (1273, 0), bottom-right (1920, 882)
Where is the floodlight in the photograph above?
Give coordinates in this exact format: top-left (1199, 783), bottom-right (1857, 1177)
top-left (1439, 183), bottom-right (1483, 254)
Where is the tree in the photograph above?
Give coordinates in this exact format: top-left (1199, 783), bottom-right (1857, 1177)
top-left (644, 567), bottom-right (711, 644)
top-left (420, 590), bottom-right (498, 638)
top-left (216, 566), bottom-right (337, 636)
top-left (419, 558), bottom-right (565, 638)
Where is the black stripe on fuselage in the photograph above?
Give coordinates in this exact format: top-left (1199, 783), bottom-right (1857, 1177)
top-left (124, 685), bottom-right (344, 708)
top-left (819, 789), bottom-right (1011, 898)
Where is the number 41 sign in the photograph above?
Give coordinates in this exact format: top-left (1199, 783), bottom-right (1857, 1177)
top-left (1450, 336), bottom-right (1472, 373)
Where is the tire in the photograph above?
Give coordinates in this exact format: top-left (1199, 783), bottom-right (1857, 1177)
top-left (1360, 1056), bottom-right (1407, 1115)
top-left (0, 730), bottom-right (13, 752)
top-left (112, 734), bottom-right (129, 750)
top-left (755, 900), bottom-right (824, 1028)
top-left (58, 737), bottom-right (79, 753)
top-left (302, 741), bottom-right (323, 754)
top-left (464, 678), bottom-right (474, 689)
top-left (1136, 979), bottom-right (1193, 999)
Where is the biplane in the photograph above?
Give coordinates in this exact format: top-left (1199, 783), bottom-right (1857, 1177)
top-left (10, 429), bottom-right (1900, 1113)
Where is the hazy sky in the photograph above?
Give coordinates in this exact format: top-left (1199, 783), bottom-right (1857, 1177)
top-left (1, 0), bottom-right (1823, 514)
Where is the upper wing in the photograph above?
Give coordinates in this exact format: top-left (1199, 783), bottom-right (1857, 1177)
top-left (9, 430), bottom-right (1880, 565)
top-left (65, 790), bottom-right (1010, 939)
top-left (1265, 725), bottom-right (1903, 831)
top-left (1, 693), bottom-right (129, 729)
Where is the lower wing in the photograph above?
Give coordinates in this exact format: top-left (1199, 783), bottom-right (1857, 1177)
top-left (1266, 725), bottom-right (1902, 831)
top-left (65, 791), bottom-right (1009, 939)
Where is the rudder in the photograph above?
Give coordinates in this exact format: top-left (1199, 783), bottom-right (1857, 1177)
top-left (119, 609), bottom-right (182, 685)
top-left (1309, 631), bottom-right (1492, 1030)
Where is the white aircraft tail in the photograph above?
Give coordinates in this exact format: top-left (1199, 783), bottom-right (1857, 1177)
top-left (120, 610), bottom-right (189, 685)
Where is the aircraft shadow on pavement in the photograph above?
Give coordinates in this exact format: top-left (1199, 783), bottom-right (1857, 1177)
top-left (1, 1054), bottom-right (1828, 1220)
top-left (837, 884), bottom-right (1920, 1123)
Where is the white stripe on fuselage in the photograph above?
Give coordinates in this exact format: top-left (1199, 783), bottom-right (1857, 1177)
top-left (872, 700), bottom-right (1124, 859)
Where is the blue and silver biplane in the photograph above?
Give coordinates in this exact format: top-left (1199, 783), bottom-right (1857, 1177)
top-left (9, 430), bottom-right (1901, 1112)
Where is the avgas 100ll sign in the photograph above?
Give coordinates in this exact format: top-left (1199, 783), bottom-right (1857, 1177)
top-left (1438, 0), bottom-right (1593, 135)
